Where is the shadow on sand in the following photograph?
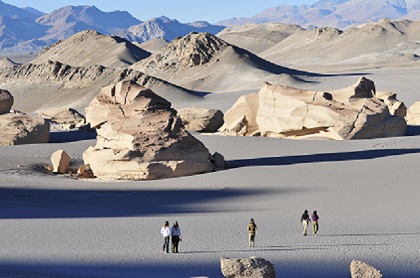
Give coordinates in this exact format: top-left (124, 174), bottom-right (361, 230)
top-left (228, 148), bottom-right (420, 168)
top-left (0, 187), bottom-right (275, 219)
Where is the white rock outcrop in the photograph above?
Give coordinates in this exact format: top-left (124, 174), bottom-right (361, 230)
top-left (178, 107), bottom-right (224, 132)
top-left (51, 150), bottom-right (71, 174)
top-left (350, 260), bottom-right (382, 278)
top-left (83, 80), bottom-right (217, 180)
top-left (219, 77), bottom-right (406, 140)
top-left (0, 89), bottom-right (50, 146)
top-left (220, 256), bottom-right (276, 278)
top-left (406, 101), bottom-right (420, 125)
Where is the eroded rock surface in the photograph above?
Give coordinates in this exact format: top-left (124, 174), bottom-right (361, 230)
top-left (350, 260), bottom-right (382, 278)
top-left (220, 77), bottom-right (406, 140)
top-left (0, 89), bottom-right (50, 146)
top-left (220, 256), bottom-right (276, 278)
top-left (83, 80), bottom-right (216, 180)
top-left (178, 107), bottom-right (224, 132)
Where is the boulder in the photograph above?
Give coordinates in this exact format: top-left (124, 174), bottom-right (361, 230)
top-left (376, 91), bottom-right (407, 117)
top-left (406, 101), bottom-right (420, 125)
top-left (40, 108), bottom-right (88, 130)
top-left (0, 89), bottom-right (14, 115)
top-left (220, 256), bottom-right (275, 278)
top-left (219, 77), bottom-right (406, 140)
top-left (51, 150), bottom-right (71, 174)
top-left (83, 80), bottom-right (217, 180)
top-left (177, 107), bottom-right (224, 132)
top-left (350, 260), bottom-right (382, 278)
top-left (0, 111), bottom-right (50, 146)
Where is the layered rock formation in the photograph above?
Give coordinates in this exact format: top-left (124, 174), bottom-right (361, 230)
top-left (0, 89), bottom-right (50, 145)
top-left (83, 80), bottom-right (217, 180)
top-left (178, 107), bottom-right (224, 132)
top-left (219, 77), bottom-right (407, 140)
top-left (220, 256), bottom-right (275, 278)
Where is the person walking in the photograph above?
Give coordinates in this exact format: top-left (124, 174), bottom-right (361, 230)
top-left (160, 221), bottom-right (171, 253)
top-left (301, 210), bottom-right (311, 236)
top-left (247, 218), bottom-right (257, 248)
top-left (311, 210), bottom-right (319, 236)
top-left (171, 221), bottom-right (182, 253)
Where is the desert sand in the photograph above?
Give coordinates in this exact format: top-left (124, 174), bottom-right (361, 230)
top-left (1, 19), bottom-right (420, 277)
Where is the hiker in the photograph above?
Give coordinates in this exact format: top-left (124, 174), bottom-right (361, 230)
top-left (160, 221), bottom-right (171, 253)
top-left (312, 210), bottom-right (319, 236)
top-left (247, 218), bottom-right (257, 247)
top-left (301, 210), bottom-right (311, 236)
top-left (171, 221), bottom-right (182, 253)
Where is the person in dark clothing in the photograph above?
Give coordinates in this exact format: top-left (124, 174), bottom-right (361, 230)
top-left (301, 210), bottom-right (311, 236)
top-left (171, 221), bottom-right (182, 253)
top-left (247, 218), bottom-right (257, 248)
top-left (312, 210), bottom-right (319, 236)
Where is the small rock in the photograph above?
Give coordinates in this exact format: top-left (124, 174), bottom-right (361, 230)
top-left (51, 150), bottom-right (71, 174)
top-left (350, 260), bottom-right (382, 278)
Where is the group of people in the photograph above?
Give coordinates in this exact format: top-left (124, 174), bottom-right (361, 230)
top-left (161, 210), bottom-right (319, 253)
top-left (160, 221), bottom-right (182, 253)
top-left (300, 209), bottom-right (319, 236)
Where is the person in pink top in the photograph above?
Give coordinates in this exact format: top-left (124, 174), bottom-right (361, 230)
top-left (311, 210), bottom-right (319, 236)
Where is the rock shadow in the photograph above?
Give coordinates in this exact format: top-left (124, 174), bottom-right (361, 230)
top-left (228, 148), bottom-right (420, 168)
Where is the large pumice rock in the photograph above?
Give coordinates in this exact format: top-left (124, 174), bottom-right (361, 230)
top-left (83, 80), bottom-right (216, 180)
top-left (0, 89), bottom-right (14, 114)
top-left (350, 260), bottom-right (382, 278)
top-left (177, 107), bottom-right (224, 132)
top-left (220, 256), bottom-right (276, 278)
top-left (0, 89), bottom-right (50, 146)
top-left (219, 77), bottom-right (407, 140)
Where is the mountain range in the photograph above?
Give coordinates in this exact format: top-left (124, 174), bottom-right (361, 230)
top-left (2, 0), bottom-right (420, 56)
top-left (0, 1), bottom-right (223, 55)
top-left (218, 0), bottom-right (420, 29)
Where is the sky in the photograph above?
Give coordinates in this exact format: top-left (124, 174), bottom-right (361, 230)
top-left (3, 0), bottom-right (318, 23)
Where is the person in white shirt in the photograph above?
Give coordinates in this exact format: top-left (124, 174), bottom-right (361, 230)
top-left (171, 221), bottom-right (182, 253)
top-left (160, 221), bottom-right (171, 253)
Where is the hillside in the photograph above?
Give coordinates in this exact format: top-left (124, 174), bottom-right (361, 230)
top-left (31, 30), bottom-right (151, 68)
top-left (131, 32), bottom-right (315, 92)
top-left (260, 19), bottom-right (420, 67)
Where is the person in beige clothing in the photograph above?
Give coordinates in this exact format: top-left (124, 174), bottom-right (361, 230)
top-left (247, 218), bottom-right (257, 248)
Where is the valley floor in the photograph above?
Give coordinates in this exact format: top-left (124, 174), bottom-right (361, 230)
top-left (0, 132), bottom-right (420, 277)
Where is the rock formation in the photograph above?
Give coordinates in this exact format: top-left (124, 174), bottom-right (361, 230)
top-left (51, 150), bottom-right (71, 174)
top-left (178, 107), bottom-right (224, 132)
top-left (40, 108), bottom-right (88, 130)
top-left (0, 89), bottom-right (50, 146)
top-left (350, 260), bottom-right (382, 278)
top-left (406, 101), bottom-right (420, 125)
top-left (219, 77), bottom-right (407, 140)
top-left (83, 80), bottom-right (218, 180)
top-left (220, 256), bottom-right (276, 278)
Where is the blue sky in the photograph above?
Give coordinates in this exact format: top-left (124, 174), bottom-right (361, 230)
top-left (4, 0), bottom-right (318, 23)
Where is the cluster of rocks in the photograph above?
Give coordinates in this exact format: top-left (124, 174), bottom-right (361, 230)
top-left (0, 89), bottom-right (50, 146)
top-left (219, 77), bottom-right (407, 140)
top-left (82, 80), bottom-right (224, 180)
top-left (220, 257), bottom-right (382, 278)
top-left (50, 149), bottom-right (94, 178)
